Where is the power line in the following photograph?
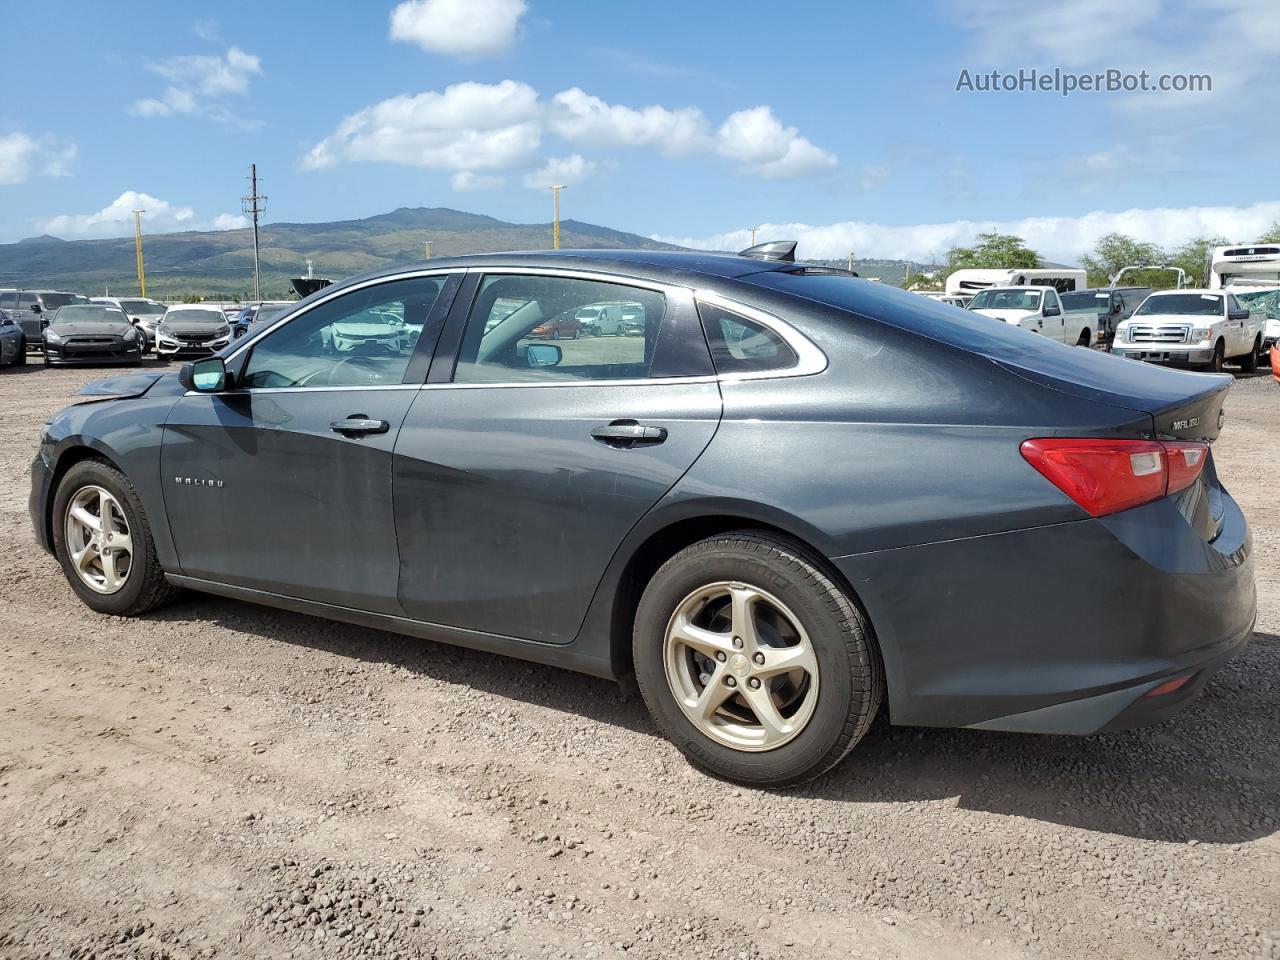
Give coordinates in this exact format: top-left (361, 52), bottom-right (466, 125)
top-left (241, 164), bottom-right (268, 300)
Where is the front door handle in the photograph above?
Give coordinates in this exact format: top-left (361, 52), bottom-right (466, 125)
top-left (591, 419), bottom-right (668, 448)
top-left (330, 415), bottom-right (389, 437)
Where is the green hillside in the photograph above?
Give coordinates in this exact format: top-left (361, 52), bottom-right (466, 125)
top-left (0, 207), bottom-right (684, 300)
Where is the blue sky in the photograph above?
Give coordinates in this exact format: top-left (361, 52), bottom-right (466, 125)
top-left (2, 0), bottom-right (1277, 263)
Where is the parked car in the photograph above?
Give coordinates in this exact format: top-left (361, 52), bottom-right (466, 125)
top-left (153, 305), bottom-right (234, 359)
top-left (29, 249), bottom-right (1254, 787)
top-left (527, 312), bottom-right (583, 339)
top-left (0, 309), bottom-right (26, 367)
top-left (1230, 286), bottom-right (1280, 350)
top-left (1113, 289), bottom-right (1266, 372)
top-left (42, 304), bottom-right (145, 367)
top-left (967, 285), bottom-right (1094, 345)
top-left (232, 301), bottom-right (294, 338)
top-left (0, 289), bottom-right (89, 348)
top-left (322, 307), bottom-right (410, 355)
top-left (246, 302), bottom-right (294, 333)
top-left (1061, 287), bottom-right (1151, 345)
top-left (92, 297), bottom-right (169, 351)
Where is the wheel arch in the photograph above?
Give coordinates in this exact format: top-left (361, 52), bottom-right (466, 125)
top-left (42, 442), bottom-right (127, 550)
top-left (586, 500), bottom-right (886, 696)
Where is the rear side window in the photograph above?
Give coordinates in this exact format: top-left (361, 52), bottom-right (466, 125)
top-left (0, 293), bottom-right (16, 309)
top-left (697, 302), bottom-right (797, 374)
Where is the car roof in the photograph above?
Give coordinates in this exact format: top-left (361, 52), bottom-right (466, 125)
top-left (1147, 288), bottom-right (1218, 296)
top-left (165, 303), bottom-right (225, 311)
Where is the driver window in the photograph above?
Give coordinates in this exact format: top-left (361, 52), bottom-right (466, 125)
top-left (242, 276), bottom-right (444, 389)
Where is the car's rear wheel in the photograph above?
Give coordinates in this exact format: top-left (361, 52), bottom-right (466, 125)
top-left (633, 531), bottom-right (883, 787)
top-left (1076, 328), bottom-right (1091, 347)
top-left (52, 460), bottom-right (180, 616)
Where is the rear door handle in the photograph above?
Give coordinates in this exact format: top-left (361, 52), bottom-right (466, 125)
top-left (591, 419), bottom-right (667, 448)
top-left (330, 416), bottom-right (390, 436)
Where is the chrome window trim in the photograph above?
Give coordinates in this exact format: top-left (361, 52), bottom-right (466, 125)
top-left (694, 288), bottom-right (828, 381)
top-left (186, 264), bottom-right (826, 397)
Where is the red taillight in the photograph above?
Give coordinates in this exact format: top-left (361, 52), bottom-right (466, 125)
top-left (1143, 673), bottom-right (1192, 698)
top-left (1020, 438), bottom-right (1209, 517)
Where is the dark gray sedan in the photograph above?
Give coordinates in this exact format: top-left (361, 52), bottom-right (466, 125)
top-left (28, 247), bottom-right (1255, 786)
top-left (42, 304), bottom-right (145, 366)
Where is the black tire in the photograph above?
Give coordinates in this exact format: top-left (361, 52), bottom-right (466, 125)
top-left (1239, 337), bottom-right (1261, 373)
top-left (1076, 328), bottom-right (1091, 347)
top-left (14, 340), bottom-right (27, 366)
top-left (1206, 339), bottom-right (1225, 373)
top-left (633, 531), bottom-right (883, 787)
top-left (51, 459), bottom-right (181, 616)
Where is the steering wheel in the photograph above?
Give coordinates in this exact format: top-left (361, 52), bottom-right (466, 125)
top-left (321, 355), bottom-right (388, 386)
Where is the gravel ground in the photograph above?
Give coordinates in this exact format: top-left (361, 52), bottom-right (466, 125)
top-left (1, 359), bottom-right (1276, 960)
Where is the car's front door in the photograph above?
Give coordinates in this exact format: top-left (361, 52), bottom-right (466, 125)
top-left (13, 293), bottom-right (42, 342)
top-left (392, 270), bottom-right (723, 644)
top-left (161, 272), bottom-right (459, 614)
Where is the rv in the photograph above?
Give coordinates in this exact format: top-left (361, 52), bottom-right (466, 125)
top-left (945, 267), bottom-right (1087, 299)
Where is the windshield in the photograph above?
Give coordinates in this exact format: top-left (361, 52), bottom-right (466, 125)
top-left (164, 309), bottom-right (226, 326)
top-left (1061, 292), bottom-right (1108, 312)
top-left (119, 299), bottom-right (166, 315)
top-left (968, 289), bottom-right (1042, 311)
top-left (253, 305), bottom-right (292, 325)
top-left (52, 305), bottom-right (129, 326)
top-left (1133, 294), bottom-right (1222, 317)
top-left (42, 293), bottom-right (83, 309)
top-left (1233, 289), bottom-right (1280, 319)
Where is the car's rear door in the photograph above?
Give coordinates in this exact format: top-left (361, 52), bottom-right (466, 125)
top-left (160, 271), bottom-right (461, 614)
top-left (392, 268), bottom-right (722, 644)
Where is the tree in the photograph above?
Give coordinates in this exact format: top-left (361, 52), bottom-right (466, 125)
top-left (1258, 220), bottom-right (1280, 243)
top-left (945, 232), bottom-right (1042, 273)
top-left (1080, 233), bottom-right (1165, 287)
top-left (1168, 235), bottom-right (1230, 288)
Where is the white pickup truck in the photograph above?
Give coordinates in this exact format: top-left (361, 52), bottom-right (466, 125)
top-left (966, 286), bottom-right (1095, 345)
top-left (1112, 289), bottom-right (1266, 372)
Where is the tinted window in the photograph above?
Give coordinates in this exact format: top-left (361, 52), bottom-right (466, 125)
top-left (697, 302), bottom-right (797, 374)
top-left (0, 293), bottom-right (16, 309)
top-left (164, 309), bottom-right (227, 326)
top-left (50, 305), bottom-right (129, 325)
top-left (243, 276), bottom-right (444, 389)
top-left (17, 293), bottom-right (36, 308)
top-left (969, 289), bottom-right (1042, 311)
top-left (454, 275), bottom-right (668, 383)
top-left (40, 293), bottom-right (80, 309)
top-left (119, 299), bottom-right (166, 315)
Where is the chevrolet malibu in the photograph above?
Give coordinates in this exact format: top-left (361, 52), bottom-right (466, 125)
top-left (29, 247), bottom-right (1255, 786)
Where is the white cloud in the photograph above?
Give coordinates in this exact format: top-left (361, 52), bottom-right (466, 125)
top-left (655, 200), bottom-right (1280, 266)
top-left (715, 107), bottom-right (837, 178)
top-left (211, 213), bottom-right (250, 230)
top-left (951, 0), bottom-right (1161, 68)
top-left (548, 88), bottom-right (710, 155)
top-left (301, 80), bottom-right (541, 175)
top-left (132, 46), bottom-right (262, 127)
top-left (390, 0), bottom-right (526, 59)
top-left (857, 164), bottom-right (890, 190)
top-left (523, 154), bottom-right (596, 190)
top-left (0, 132), bottom-right (77, 186)
top-left (36, 191), bottom-right (245, 240)
top-left (451, 171), bottom-right (506, 191)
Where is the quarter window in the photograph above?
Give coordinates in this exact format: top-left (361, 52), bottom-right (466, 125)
top-left (242, 276), bottom-right (445, 389)
top-left (697, 302), bottom-right (797, 374)
top-left (454, 275), bottom-right (670, 383)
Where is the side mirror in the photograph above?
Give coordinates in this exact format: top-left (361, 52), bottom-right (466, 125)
top-left (1043, 304), bottom-right (1061, 317)
top-left (1228, 309), bottom-right (1249, 321)
top-left (525, 343), bottom-right (562, 368)
top-left (29, 303), bottom-right (41, 314)
top-left (180, 356), bottom-right (228, 392)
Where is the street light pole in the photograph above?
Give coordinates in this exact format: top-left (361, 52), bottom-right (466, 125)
top-left (847, 251), bottom-right (855, 273)
top-left (132, 209), bottom-right (147, 297)
top-left (550, 185), bottom-right (566, 250)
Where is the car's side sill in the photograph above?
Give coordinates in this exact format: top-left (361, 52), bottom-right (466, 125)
top-left (164, 574), bottom-right (618, 681)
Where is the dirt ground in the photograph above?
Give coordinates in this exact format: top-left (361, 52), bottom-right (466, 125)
top-left (1, 358), bottom-right (1277, 960)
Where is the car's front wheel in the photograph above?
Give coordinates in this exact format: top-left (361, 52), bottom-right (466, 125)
top-left (633, 531), bottom-right (883, 787)
top-left (51, 459), bottom-right (180, 616)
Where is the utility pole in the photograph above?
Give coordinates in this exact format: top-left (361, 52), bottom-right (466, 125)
top-left (550, 185), bottom-right (566, 250)
top-left (241, 164), bottom-right (268, 301)
top-left (423, 240), bottom-right (432, 259)
top-left (132, 209), bottom-right (147, 297)
top-left (751, 227), bottom-right (758, 246)
top-left (847, 251), bottom-right (855, 273)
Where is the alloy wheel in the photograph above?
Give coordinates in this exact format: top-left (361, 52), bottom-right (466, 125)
top-left (663, 581), bottom-right (820, 751)
top-left (64, 485), bottom-right (134, 594)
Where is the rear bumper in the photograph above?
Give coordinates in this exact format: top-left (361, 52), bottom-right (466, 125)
top-left (832, 482), bottom-right (1255, 734)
